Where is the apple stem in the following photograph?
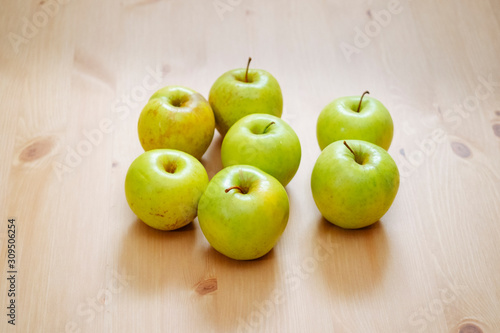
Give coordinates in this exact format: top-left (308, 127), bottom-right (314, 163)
top-left (225, 186), bottom-right (245, 194)
top-left (356, 91), bottom-right (370, 113)
top-left (263, 121), bottom-right (275, 133)
top-left (245, 57), bottom-right (252, 82)
top-left (343, 141), bottom-right (357, 159)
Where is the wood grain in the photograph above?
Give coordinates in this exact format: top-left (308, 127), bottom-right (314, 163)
top-left (1, 0), bottom-right (499, 332)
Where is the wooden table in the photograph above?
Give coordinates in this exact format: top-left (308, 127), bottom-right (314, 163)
top-left (1, 0), bottom-right (500, 332)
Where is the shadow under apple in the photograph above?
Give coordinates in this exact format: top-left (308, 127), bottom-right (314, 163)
top-left (315, 215), bottom-right (389, 298)
top-left (201, 132), bottom-right (223, 179)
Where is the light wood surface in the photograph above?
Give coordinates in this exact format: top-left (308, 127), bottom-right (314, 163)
top-left (1, 0), bottom-right (500, 332)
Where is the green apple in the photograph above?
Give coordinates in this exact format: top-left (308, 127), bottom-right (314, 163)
top-left (311, 140), bottom-right (399, 229)
top-left (138, 86), bottom-right (215, 159)
top-left (125, 149), bottom-right (208, 230)
top-left (209, 58), bottom-right (283, 136)
top-left (316, 91), bottom-right (393, 151)
top-left (221, 114), bottom-right (301, 186)
top-left (198, 165), bottom-right (289, 260)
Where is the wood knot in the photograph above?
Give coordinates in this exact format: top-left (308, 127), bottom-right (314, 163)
top-left (450, 142), bottom-right (471, 158)
top-left (459, 323), bottom-right (483, 333)
top-left (195, 278), bottom-right (217, 295)
top-left (19, 137), bottom-right (55, 162)
top-left (492, 124), bottom-right (500, 138)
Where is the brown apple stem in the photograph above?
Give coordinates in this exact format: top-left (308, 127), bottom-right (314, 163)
top-left (356, 91), bottom-right (370, 113)
top-left (245, 57), bottom-right (252, 82)
top-left (343, 141), bottom-right (357, 159)
top-left (225, 186), bottom-right (245, 193)
top-left (263, 121), bottom-right (275, 133)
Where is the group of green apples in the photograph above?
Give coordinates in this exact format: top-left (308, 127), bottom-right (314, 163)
top-left (125, 58), bottom-right (399, 261)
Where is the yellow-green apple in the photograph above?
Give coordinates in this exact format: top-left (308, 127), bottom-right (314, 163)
top-left (198, 165), bottom-right (289, 260)
top-left (138, 86), bottom-right (215, 159)
top-left (208, 58), bottom-right (283, 136)
top-left (316, 91), bottom-right (393, 151)
top-left (125, 149), bottom-right (208, 230)
top-left (311, 140), bottom-right (399, 229)
top-left (221, 114), bottom-right (301, 186)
